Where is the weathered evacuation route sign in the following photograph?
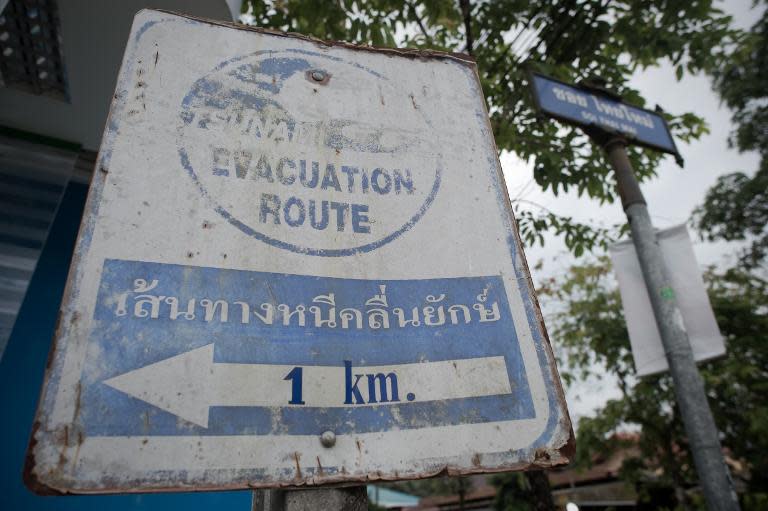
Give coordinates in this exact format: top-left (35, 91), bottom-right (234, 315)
top-left (529, 72), bottom-right (682, 162)
top-left (26, 10), bottom-right (573, 494)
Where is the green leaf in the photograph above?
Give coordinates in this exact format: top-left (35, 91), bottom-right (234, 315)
top-left (241, 0), bottom-right (742, 260)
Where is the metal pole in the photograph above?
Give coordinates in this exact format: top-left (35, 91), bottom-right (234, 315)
top-left (252, 487), bottom-right (368, 511)
top-left (603, 137), bottom-right (740, 511)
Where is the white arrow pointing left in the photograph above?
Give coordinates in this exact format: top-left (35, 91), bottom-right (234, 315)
top-left (104, 344), bottom-right (512, 428)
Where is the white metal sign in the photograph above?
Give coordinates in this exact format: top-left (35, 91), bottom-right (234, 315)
top-left (25, 10), bottom-right (572, 494)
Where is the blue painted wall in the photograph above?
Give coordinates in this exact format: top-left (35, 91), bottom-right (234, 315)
top-left (0, 181), bottom-right (251, 509)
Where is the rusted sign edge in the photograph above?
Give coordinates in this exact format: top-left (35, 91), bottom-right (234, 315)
top-left (22, 171), bottom-right (113, 497)
top-left (465, 62), bottom-right (575, 463)
top-left (24, 451), bottom-right (573, 496)
top-left (153, 9), bottom-right (477, 65)
top-left (23, 9), bottom-right (573, 495)
top-left (22, 38), bottom-right (130, 495)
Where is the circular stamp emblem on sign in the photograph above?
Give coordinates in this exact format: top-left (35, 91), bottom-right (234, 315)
top-left (177, 50), bottom-right (442, 256)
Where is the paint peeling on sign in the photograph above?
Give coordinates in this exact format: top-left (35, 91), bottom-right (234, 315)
top-left (25, 9), bottom-right (573, 494)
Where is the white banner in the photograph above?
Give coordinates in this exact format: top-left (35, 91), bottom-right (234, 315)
top-left (609, 224), bottom-right (725, 377)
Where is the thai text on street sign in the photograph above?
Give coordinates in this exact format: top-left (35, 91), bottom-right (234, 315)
top-left (529, 72), bottom-right (682, 160)
top-left (26, 10), bottom-right (573, 494)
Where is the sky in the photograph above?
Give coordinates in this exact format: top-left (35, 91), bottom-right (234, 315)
top-left (500, 0), bottom-right (763, 424)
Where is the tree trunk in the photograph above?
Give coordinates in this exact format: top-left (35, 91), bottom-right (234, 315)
top-left (526, 470), bottom-right (556, 511)
top-left (252, 487), bottom-right (367, 511)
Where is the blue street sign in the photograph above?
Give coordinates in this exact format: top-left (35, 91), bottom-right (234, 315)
top-left (530, 72), bottom-right (682, 161)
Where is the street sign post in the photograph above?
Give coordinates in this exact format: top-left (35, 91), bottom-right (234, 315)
top-left (530, 72), bottom-right (739, 511)
top-left (25, 10), bottom-right (573, 495)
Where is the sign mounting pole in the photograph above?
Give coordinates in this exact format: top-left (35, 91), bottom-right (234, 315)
top-left (528, 71), bottom-right (738, 511)
top-left (252, 487), bottom-right (367, 511)
top-left (601, 136), bottom-right (739, 511)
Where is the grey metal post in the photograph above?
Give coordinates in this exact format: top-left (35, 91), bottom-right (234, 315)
top-left (603, 137), bottom-right (740, 511)
top-left (252, 487), bottom-right (367, 511)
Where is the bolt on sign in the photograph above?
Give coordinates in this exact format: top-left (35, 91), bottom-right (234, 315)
top-left (26, 10), bottom-right (573, 494)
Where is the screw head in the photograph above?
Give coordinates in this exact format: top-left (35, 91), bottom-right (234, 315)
top-left (311, 70), bottom-right (326, 82)
top-left (320, 430), bottom-right (336, 448)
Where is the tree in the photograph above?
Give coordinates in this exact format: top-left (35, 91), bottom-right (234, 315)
top-left (491, 470), bottom-right (555, 511)
top-left (241, 0), bottom-right (735, 255)
top-left (694, 2), bottom-right (768, 270)
top-left (540, 258), bottom-right (768, 509)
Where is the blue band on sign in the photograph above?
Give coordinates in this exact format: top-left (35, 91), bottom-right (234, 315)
top-left (79, 259), bottom-right (535, 436)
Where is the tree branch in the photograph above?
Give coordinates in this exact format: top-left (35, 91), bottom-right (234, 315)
top-left (459, 0), bottom-right (474, 55)
top-left (407, 1), bottom-right (430, 42)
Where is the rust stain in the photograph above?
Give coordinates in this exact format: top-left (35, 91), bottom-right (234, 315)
top-left (315, 456), bottom-right (324, 476)
top-left (534, 448), bottom-right (551, 463)
top-left (56, 451), bottom-right (67, 471)
top-left (23, 421), bottom-right (65, 495)
top-left (159, 10), bottom-right (475, 65)
top-left (558, 424), bottom-right (577, 460)
top-left (28, 451), bottom-right (572, 493)
top-left (471, 453), bottom-right (482, 467)
top-left (44, 335), bottom-right (58, 372)
top-left (292, 452), bottom-right (302, 479)
top-left (73, 382), bottom-right (82, 419)
top-left (70, 431), bottom-right (84, 474)
top-left (56, 425), bottom-right (69, 470)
